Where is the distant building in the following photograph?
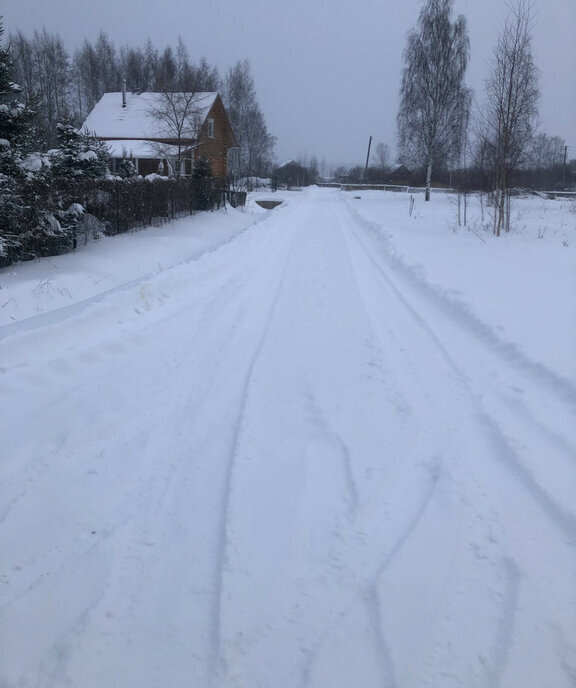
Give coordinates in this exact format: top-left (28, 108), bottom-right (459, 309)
top-left (274, 160), bottom-right (310, 187)
top-left (388, 163), bottom-right (411, 184)
top-left (82, 89), bottom-right (237, 179)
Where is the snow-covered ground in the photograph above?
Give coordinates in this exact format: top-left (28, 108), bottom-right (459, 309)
top-left (1, 187), bottom-right (575, 687)
top-left (0, 202), bottom-right (269, 327)
top-left (346, 190), bottom-right (576, 382)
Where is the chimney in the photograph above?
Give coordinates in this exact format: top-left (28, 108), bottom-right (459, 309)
top-left (122, 79), bottom-right (127, 108)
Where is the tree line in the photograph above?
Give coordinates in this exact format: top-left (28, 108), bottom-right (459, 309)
top-left (396, 0), bottom-right (572, 235)
top-left (7, 28), bottom-right (275, 176)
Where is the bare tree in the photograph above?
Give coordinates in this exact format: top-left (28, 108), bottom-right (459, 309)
top-left (309, 155), bottom-right (319, 183)
top-left (528, 133), bottom-right (565, 169)
top-left (174, 37), bottom-right (192, 90)
top-left (143, 39), bottom-right (159, 91)
top-left (480, 0), bottom-right (539, 235)
top-left (223, 60), bottom-right (275, 177)
top-left (148, 92), bottom-right (209, 177)
top-left (192, 57), bottom-right (221, 92)
top-left (397, 0), bottom-right (471, 200)
top-left (372, 142), bottom-right (390, 171)
top-left (71, 41), bottom-right (95, 118)
top-left (9, 29), bottom-right (71, 146)
top-left (155, 46), bottom-right (177, 91)
top-left (9, 31), bottom-right (36, 97)
top-left (242, 104), bottom-right (276, 176)
top-left (95, 31), bottom-right (120, 92)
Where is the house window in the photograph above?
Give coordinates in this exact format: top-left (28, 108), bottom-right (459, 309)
top-left (207, 117), bottom-right (214, 138)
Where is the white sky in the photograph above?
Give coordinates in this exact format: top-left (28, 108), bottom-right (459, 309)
top-left (3, 0), bottom-right (575, 166)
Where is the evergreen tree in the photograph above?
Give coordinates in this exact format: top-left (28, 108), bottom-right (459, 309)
top-left (117, 153), bottom-right (137, 178)
top-left (16, 121), bottom-right (108, 257)
top-left (50, 119), bottom-right (109, 179)
top-left (0, 19), bottom-right (38, 264)
top-left (193, 156), bottom-right (212, 180)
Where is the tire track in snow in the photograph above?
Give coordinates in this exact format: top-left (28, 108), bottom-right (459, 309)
top-left (0, 204), bottom-right (287, 375)
top-left (340, 199), bottom-right (576, 547)
top-left (500, 391), bottom-right (576, 467)
top-left (0, 206), bottom-right (305, 688)
top-left (207, 215), bottom-right (303, 685)
top-left (0, 278), bottom-right (252, 618)
top-left (305, 392), bottom-right (361, 519)
top-left (59, 210), bottom-right (305, 687)
top-left (365, 457), bottom-right (443, 688)
top-left (0, 209), bottom-right (292, 499)
top-left (344, 197), bottom-right (576, 411)
top-left (418, 551), bottom-right (521, 688)
top-left (210, 196), bottom-right (412, 687)
top-left (0, 513), bottom-right (131, 614)
top-left (480, 557), bottom-right (521, 688)
top-left (333, 194), bottom-right (574, 685)
top-left (278, 197), bottom-right (457, 687)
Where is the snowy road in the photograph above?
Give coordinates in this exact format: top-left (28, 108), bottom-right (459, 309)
top-left (1, 189), bottom-right (575, 687)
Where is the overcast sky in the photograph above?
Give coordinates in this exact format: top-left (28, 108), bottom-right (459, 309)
top-left (3, 0), bottom-right (575, 167)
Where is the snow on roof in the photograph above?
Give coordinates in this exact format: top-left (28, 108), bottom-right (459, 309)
top-left (104, 139), bottom-right (197, 159)
top-left (82, 92), bottom-right (218, 140)
top-left (277, 159), bottom-right (299, 168)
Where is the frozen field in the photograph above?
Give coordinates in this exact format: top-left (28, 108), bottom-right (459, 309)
top-left (1, 187), bottom-right (575, 687)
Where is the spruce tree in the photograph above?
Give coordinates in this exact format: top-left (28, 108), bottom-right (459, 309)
top-left (0, 19), bottom-right (37, 264)
top-left (50, 119), bottom-right (109, 180)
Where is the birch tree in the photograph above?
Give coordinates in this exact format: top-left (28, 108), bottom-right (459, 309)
top-left (397, 0), bottom-right (471, 200)
top-left (481, 0), bottom-right (539, 235)
top-left (9, 29), bottom-right (71, 146)
top-left (529, 133), bottom-right (565, 170)
top-left (223, 60), bottom-right (275, 176)
top-left (192, 57), bottom-right (221, 92)
top-left (148, 91), bottom-right (208, 177)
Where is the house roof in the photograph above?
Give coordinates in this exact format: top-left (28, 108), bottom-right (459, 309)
top-left (82, 91), bottom-right (219, 141)
top-left (277, 159), bottom-right (299, 168)
top-left (103, 139), bottom-right (197, 159)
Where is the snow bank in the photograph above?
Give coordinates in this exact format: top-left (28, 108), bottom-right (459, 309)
top-left (0, 204), bottom-right (268, 328)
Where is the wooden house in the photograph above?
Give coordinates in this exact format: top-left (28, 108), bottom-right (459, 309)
top-left (82, 88), bottom-right (237, 179)
top-left (387, 163), bottom-right (412, 185)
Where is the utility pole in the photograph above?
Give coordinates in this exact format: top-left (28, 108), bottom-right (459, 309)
top-left (363, 136), bottom-right (372, 183)
top-left (562, 145), bottom-right (568, 187)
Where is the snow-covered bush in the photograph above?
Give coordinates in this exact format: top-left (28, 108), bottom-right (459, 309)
top-left (48, 120), bottom-right (109, 180)
top-left (117, 151), bottom-right (137, 179)
top-left (30, 212), bottom-right (74, 256)
top-left (75, 212), bottom-right (106, 244)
